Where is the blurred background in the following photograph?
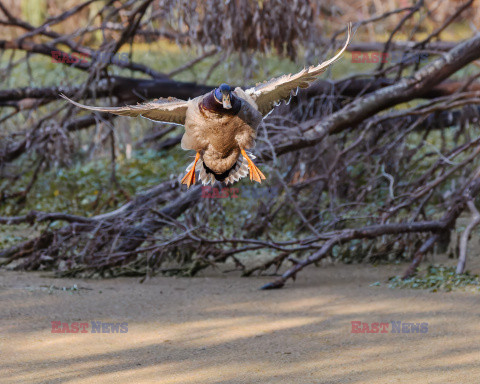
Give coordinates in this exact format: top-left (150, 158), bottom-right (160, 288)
top-left (1, 0), bottom-right (480, 289)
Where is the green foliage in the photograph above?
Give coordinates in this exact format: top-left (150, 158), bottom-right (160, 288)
top-left (0, 149), bottom-right (184, 217)
top-left (0, 52), bottom-right (86, 90)
top-left (0, 224), bottom-right (31, 248)
top-left (21, 0), bottom-right (47, 27)
top-left (389, 265), bottom-right (480, 292)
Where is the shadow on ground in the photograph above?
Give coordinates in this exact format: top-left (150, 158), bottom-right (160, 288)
top-left (1, 255), bottom-right (480, 383)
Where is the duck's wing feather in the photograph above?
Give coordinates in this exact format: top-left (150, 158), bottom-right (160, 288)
top-left (245, 23), bottom-right (352, 116)
top-left (60, 94), bottom-right (189, 125)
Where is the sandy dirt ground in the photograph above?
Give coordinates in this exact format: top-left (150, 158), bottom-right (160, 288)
top-left (1, 256), bottom-right (480, 384)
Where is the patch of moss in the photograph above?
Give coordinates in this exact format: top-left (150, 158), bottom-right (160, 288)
top-left (389, 264), bottom-right (480, 292)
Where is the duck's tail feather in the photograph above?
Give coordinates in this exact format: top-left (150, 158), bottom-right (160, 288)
top-left (223, 153), bottom-right (250, 185)
top-left (184, 152), bottom-right (252, 186)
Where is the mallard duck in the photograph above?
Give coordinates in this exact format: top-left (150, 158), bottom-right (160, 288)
top-left (61, 25), bottom-right (351, 188)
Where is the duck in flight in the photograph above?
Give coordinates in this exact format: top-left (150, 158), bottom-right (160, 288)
top-left (62, 24), bottom-right (351, 188)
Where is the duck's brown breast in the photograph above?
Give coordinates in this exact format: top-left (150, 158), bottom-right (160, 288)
top-left (182, 93), bottom-right (260, 173)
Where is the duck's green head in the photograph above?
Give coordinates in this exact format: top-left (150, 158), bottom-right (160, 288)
top-left (214, 83), bottom-right (232, 109)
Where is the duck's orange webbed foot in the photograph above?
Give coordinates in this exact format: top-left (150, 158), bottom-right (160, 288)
top-left (181, 152), bottom-right (200, 188)
top-left (241, 149), bottom-right (266, 183)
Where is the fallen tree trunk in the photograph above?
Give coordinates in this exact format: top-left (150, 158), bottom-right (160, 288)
top-left (1, 77), bottom-right (479, 105)
top-left (264, 32), bottom-right (480, 159)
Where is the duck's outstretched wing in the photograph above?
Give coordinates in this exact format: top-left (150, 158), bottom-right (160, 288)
top-left (245, 23), bottom-right (352, 116)
top-left (60, 94), bottom-right (189, 125)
